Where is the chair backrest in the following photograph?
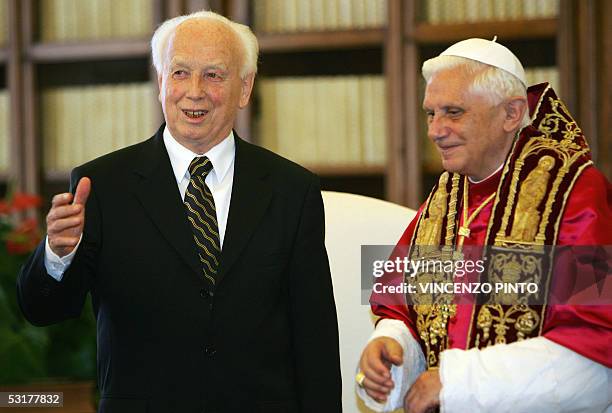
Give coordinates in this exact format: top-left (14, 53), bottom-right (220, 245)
top-left (322, 191), bottom-right (416, 413)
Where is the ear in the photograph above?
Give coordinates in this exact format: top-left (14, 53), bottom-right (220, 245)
top-left (239, 73), bottom-right (255, 108)
top-left (503, 96), bottom-right (528, 133)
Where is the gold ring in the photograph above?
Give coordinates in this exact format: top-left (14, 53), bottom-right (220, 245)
top-left (355, 371), bottom-right (366, 388)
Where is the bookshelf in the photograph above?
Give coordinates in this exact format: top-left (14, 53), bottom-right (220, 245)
top-left (0, 4), bottom-right (4, 188)
top-left (257, 28), bottom-right (384, 52)
top-left (241, 1), bottom-right (394, 201)
top-left (2, 0), bottom-right (609, 210)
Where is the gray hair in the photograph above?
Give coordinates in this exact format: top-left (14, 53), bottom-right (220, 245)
top-left (151, 10), bottom-right (259, 79)
top-left (422, 55), bottom-right (530, 127)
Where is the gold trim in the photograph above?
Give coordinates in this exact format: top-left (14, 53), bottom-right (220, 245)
top-left (445, 173), bottom-right (460, 244)
top-left (530, 83), bottom-right (552, 124)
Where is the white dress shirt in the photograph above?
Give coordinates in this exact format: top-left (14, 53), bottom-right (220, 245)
top-left (44, 126), bottom-right (235, 281)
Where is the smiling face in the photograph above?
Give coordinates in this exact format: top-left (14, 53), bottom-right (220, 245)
top-left (158, 19), bottom-right (254, 154)
top-left (423, 66), bottom-right (514, 181)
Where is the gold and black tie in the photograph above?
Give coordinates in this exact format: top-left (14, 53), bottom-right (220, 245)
top-left (184, 156), bottom-right (220, 287)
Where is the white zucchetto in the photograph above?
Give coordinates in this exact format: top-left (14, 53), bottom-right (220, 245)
top-left (440, 37), bottom-right (526, 86)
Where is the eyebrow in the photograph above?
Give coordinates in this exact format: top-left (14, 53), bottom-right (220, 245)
top-left (422, 103), bottom-right (464, 110)
top-left (169, 58), bottom-right (228, 72)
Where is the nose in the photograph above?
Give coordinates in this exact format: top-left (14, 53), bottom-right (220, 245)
top-left (427, 112), bottom-right (448, 141)
top-left (187, 75), bottom-right (205, 100)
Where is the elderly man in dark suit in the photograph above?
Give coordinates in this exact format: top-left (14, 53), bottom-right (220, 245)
top-left (17, 11), bottom-right (341, 413)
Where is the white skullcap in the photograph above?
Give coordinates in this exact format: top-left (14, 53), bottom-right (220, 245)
top-left (440, 37), bottom-right (526, 86)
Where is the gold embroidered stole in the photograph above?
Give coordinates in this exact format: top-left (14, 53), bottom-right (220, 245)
top-left (406, 84), bottom-right (592, 368)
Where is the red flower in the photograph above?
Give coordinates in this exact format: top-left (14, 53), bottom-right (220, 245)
top-left (0, 200), bottom-right (10, 214)
top-left (5, 217), bottom-right (41, 255)
top-left (10, 193), bottom-right (42, 212)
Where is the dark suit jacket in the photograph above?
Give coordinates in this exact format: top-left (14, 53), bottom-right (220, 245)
top-left (17, 125), bottom-right (342, 413)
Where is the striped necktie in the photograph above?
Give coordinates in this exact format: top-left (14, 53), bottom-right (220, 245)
top-left (184, 156), bottom-right (220, 287)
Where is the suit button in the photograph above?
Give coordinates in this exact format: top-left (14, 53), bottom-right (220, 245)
top-left (204, 345), bottom-right (216, 356)
top-left (200, 288), bottom-right (212, 299)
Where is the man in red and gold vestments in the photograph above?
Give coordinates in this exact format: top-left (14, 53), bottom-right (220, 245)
top-left (356, 38), bottom-right (611, 413)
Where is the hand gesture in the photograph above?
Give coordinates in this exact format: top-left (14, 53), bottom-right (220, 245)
top-left (46, 177), bottom-right (91, 257)
top-left (358, 337), bottom-right (404, 402)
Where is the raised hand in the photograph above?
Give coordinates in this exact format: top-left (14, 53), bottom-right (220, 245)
top-left (46, 177), bottom-right (91, 257)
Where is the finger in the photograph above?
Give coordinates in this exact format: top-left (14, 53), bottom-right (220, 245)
top-left (73, 177), bottom-right (91, 206)
top-left (47, 204), bottom-right (83, 222)
top-left (382, 341), bottom-right (404, 366)
top-left (48, 217), bottom-right (83, 234)
top-left (362, 345), bottom-right (393, 376)
top-left (365, 388), bottom-right (388, 403)
top-left (363, 376), bottom-right (393, 395)
top-left (362, 366), bottom-right (394, 387)
top-left (362, 360), bottom-right (391, 385)
top-left (51, 193), bottom-right (74, 207)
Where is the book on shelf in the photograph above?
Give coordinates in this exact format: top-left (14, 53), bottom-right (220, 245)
top-left (338, 0), bottom-right (353, 29)
top-left (256, 75), bottom-right (387, 169)
top-left (283, 0), bottom-right (298, 32)
top-left (525, 66), bottom-right (560, 95)
top-left (0, 0), bottom-right (6, 46)
top-left (254, 0), bottom-right (387, 33)
top-left (0, 90), bottom-right (7, 173)
top-left (39, 0), bottom-right (152, 42)
top-left (421, 0), bottom-right (559, 23)
top-left (42, 83), bottom-right (157, 174)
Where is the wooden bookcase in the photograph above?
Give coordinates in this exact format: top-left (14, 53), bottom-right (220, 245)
top-left (2, 0), bottom-right (609, 210)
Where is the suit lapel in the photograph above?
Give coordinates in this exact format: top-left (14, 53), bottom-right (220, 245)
top-left (133, 126), bottom-right (202, 277)
top-left (218, 136), bottom-right (273, 284)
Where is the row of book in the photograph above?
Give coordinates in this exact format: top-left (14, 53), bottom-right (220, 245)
top-left (42, 83), bottom-right (158, 172)
top-left (0, 90), bottom-right (7, 173)
top-left (254, 0), bottom-right (387, 33)
top-left (257, 75), bottom-right (386, 167)
top-left (39, 0), bottom-right (153, 42)
top-left (525, 66), bottom-right (560, 93)
top-left (4, 66), bottom-right (561, 176)
top-left (423, 0), bottom-right (559, 24)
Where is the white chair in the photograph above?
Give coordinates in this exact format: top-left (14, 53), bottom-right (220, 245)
top-left (322, 191), bottom-right (416, 413)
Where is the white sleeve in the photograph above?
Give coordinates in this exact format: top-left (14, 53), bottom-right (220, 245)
top-left (440, 336), bottom-right (611, 413)
top-left (44, 234), bottom-right (82, 281)
top-left (355, 318), bottom-right (426, 412)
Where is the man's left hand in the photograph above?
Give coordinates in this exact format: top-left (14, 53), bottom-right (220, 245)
top-left (404, 370), bottom-right (441, 413)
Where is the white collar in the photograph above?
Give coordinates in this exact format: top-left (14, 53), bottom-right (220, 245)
top-left (163, 127), bottom-right (235, 184)
top-left (468, 162), bottom-right (504, 184)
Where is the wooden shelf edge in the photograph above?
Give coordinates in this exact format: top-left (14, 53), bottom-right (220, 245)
top-left (45, 170), bottom-right (70, 182)
top-left (257, 28), bottom-right (385, 52)
top-left (307, 164), bottom-right (386, 176)
top-left (413, 18), bottom-right (557, 44)
top-left (27, 38), bottom-right (151, 63)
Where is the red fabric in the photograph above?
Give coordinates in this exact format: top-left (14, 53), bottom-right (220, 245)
top-left (371, 166), bottom-right (612, 367)
top-left (542, 167), bottom-right (612, 367)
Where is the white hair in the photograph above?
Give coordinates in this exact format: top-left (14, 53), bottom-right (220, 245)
top-left (151, 10), bottom-right (259, 79)
top-left (422, 55), bottom-right (530, 127)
